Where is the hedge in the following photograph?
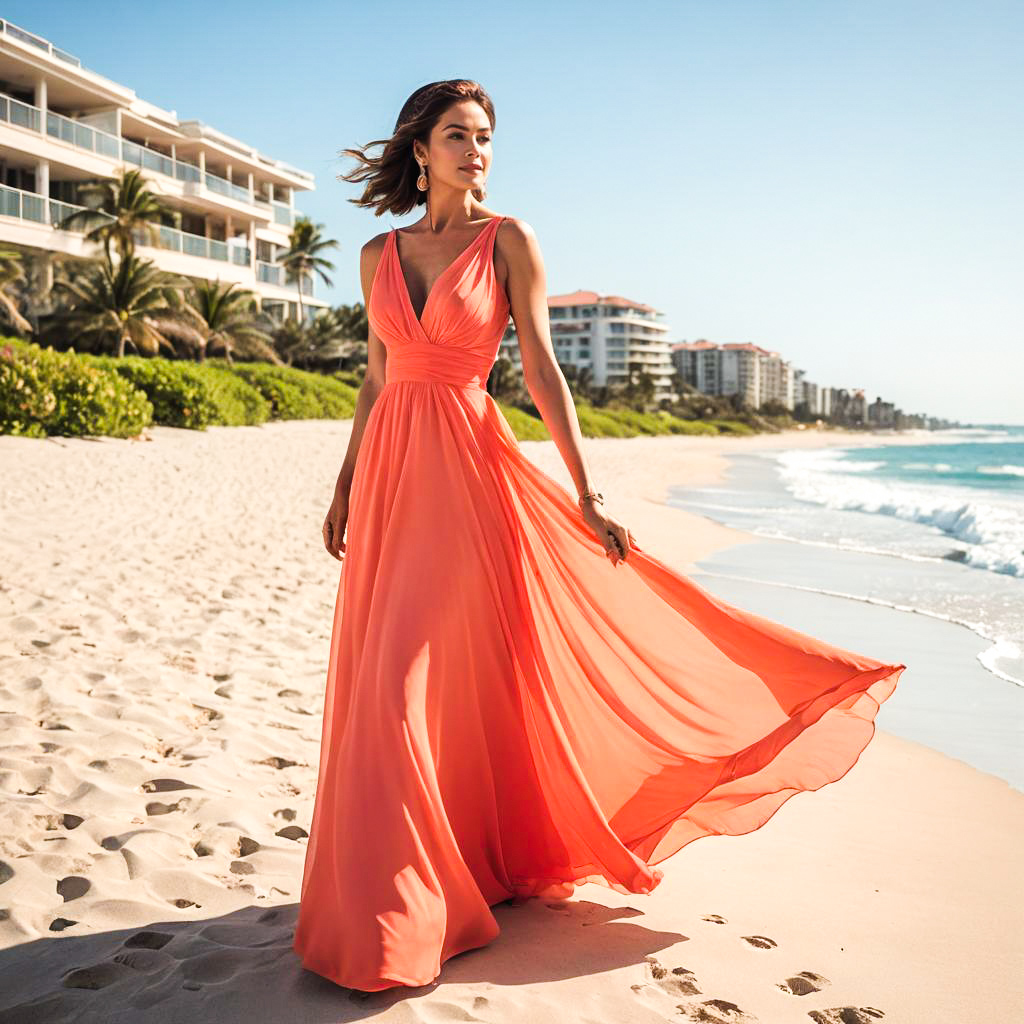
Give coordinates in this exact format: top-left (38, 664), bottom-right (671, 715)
top-left (1, 338), bottom-right (734, 441)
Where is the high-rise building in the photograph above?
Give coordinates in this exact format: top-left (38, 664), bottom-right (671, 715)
top-left (500, 289), bottom-right (675, 401)
top-left (672, 340), bottom-right (804, 411)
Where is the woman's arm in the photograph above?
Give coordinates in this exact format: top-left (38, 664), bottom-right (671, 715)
top-left (322, 234), bottom-right (388, 559)
top-left (500, 219), bottom-right (637, 564)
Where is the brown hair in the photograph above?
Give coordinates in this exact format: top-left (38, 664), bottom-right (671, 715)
top-left (338, 79), bottom-right (496, 218)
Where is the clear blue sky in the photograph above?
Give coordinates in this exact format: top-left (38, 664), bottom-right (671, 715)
top-left (12, 1), bottom-right (1022, 424)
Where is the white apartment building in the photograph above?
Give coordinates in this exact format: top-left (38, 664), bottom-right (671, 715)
top-left (0, 19), bottom-right (328, 323)
top-left (500, 289), bottom-right (676, 401)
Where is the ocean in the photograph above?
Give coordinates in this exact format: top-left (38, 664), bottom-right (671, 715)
top-left (668, 426), bottom-right (1024, 689)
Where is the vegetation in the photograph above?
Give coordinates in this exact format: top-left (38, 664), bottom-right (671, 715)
top-left (50, 254), bottom-right (201, 358)
top-left (186, 279), bottom-right (277, 365)
top-left (0, 337), bottom-right (152, 438)
top-left (1, 163), bottom-right (826, 441)
top-left (278, 217), bottom-right (339, 325)
top-left (56, 168), bottom-right (169, 262)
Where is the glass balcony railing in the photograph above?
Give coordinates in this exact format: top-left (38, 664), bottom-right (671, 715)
top-left (153, 223), bottom-right (249, 265)
top-left (257, 261), bottom-right (282, 285)
top-left (256, 261), bottom-right (313, 295)
top-left (0, 93), bottom-right (41, 131)
top-left (0, 183), bottom-right (45, 222)
top-left (0, 181), bottom-right (273, 276)
top-left (272, 202), bottom-right (292, 225)
top-left (46, 109), bottom-right (120, 158)
top-left (1, 92), bottom-right (270, 212)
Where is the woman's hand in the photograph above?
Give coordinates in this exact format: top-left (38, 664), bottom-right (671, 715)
top-left (323, 486), bottom-right (349, 561)
top-left (581, 499), bottom-right (640, 566)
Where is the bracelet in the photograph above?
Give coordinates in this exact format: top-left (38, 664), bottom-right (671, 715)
top-left (577, 488), bottom-right (604, 510)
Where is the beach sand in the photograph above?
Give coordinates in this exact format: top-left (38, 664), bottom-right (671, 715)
top-left (1, 419), bottom-right (1020, 1022)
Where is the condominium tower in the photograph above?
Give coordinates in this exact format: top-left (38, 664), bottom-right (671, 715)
top-left (499, 289), bottom-right (676, 401)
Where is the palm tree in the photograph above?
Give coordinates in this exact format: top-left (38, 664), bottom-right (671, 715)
top-left (54, 254), bottom-right (201, 358)
top-left (278, 217), bottom-right (339, 324)
top-left (56, 168), bottom-right (170, 263)
top-left (0, 250), bottom-right (31, 334)
top-left (271, 306), bottom-right (355, 369)
top-left (186, 279), bottom-right (278, 364)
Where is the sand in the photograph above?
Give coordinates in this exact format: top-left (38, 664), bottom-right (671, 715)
top-left (0, 419), bottom-right (1020, 1023)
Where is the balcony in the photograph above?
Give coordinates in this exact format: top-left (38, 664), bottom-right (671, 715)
top-left (152, 224), bottom-right (250, 266)
top-left (0, 183), bottom-right (45, 222)
top-left (0, 92), bottom-right (294, 223)
top-left (257, 261), bottom-right (312, 294)
top-left (0, 183), bottom-right (258, 270)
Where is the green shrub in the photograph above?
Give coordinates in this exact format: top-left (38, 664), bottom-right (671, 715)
top-left (84, 355), bottom-right (218, 430)
top-left (79, 356), bottom-right (272, 429)
top-left (0, 339), bottom-right (152, 438)
top-left (497, 401), bottom-right (550, 441)
top-left (203, 365), bottom-right (271, 425)
top-left (573, 402), bottom-right (638, 437)
top-left (332, 368), bottom-right (363, 389)
top-left (706, 418), bottom-right (756, 436)
top-left (215, 360), bottom-right (358, 420)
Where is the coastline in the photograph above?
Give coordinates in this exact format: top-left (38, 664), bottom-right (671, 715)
top-left (0, 421), bottom-right (1020, 1021)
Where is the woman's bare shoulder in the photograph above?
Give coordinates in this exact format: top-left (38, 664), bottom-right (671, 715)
top-left (494, 216), bottom-right (540, 258)
top-left (358, 229), bottom-right (391, 277)
top-left (360, 229), bottom-right (391, 259)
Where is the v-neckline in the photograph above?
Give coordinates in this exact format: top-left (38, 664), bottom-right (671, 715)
top-left (391, 217), bottom-right (501, 331)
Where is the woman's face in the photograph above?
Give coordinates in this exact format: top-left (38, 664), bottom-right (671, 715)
top-left (417, 100), bottom-right (492, 196)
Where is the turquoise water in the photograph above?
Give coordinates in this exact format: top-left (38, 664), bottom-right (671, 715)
top-left (839, 427), bottom-right (1024, 496)
top-left (668, 426), bottom-right (1024, 687)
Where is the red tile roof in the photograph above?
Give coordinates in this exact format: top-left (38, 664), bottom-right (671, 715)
top-left (548, 290), bottom-right (658, 314)
top-left (721, 343), bottom-right (779, 356)
top-left (672, 340), bottom-right (718, 351)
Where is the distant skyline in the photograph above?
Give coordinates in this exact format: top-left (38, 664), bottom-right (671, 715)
top-left (9, 1), bottom-right (1021, 423)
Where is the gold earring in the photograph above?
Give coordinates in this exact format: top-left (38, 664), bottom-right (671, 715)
top-left (416, 161), bottom-right (428, 191)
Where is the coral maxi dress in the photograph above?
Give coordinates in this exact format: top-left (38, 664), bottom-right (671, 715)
top-left (292, 214), bottom-right (905, 991)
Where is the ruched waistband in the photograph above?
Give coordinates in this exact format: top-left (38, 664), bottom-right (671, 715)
top-left (385, 342), bottom-right (492, 390)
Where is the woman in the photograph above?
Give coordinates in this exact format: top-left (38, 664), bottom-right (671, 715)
top-left (292, 79), bottom-right (905, 993)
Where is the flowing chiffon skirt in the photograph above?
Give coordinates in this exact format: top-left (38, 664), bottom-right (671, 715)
top-left (292, 215), bottom-right (905, 991)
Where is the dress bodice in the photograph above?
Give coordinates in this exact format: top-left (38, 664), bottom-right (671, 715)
top-left (367, 215), bottom-right (510, 390)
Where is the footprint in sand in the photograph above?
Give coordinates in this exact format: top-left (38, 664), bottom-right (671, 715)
top-left (49, 918), bottom-right (77, 931)
top-left (62, 962), bottom-right (129, 989)
top-left (740, 934), bottom-right (777, 949)
top-left (145, 800), bottom-right (184, 815)
top-left (641, 959), bottom-right (758, 1023)
top-left (688, 998), bottom-right (759, 1023)
top-left (702, 913), bottom-right (727, 924)
top-left (123, 930), bottom-right (174, 949)
top-left (141, 778), bottom-right (199, 793)
top-left (777, 970), bottom-right (831, 996)
top-left (56, 876), bottom-right (90, 901)
top-left (809, 1009), bottom-right (885, 1023)
top-left (275, 825), bottom-right (308, 840)
top-left (639, 956), bottom-right (703, 998)
top-left (259, 756), bottom-right (299, 770)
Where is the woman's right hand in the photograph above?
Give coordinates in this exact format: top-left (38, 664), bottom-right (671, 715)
top-left (322, 487), bottom-right (349, 561)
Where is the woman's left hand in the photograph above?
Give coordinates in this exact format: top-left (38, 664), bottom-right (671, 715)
top-left (581, 501), bottom-right (640, 566)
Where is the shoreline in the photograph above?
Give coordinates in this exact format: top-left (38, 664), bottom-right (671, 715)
top-left (1, 421), bottom-right (1020, 1021)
